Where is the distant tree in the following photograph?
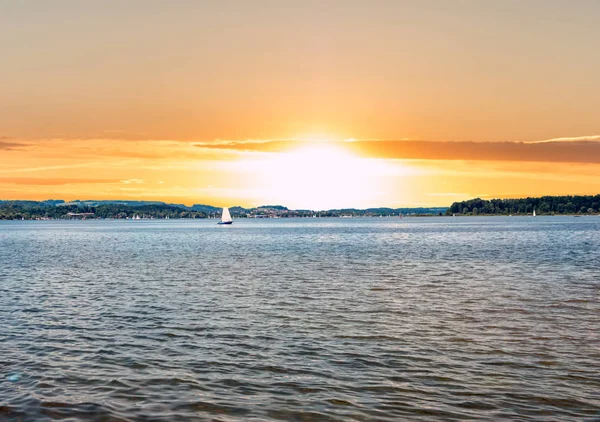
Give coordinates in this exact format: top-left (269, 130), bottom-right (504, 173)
top-left (447, 195), bottom-right (600, 216)
top-left (538, 203), bottom-right (550, 214)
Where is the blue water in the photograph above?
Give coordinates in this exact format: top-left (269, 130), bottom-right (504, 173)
top-left (1, 217), bottom-right (599, 421)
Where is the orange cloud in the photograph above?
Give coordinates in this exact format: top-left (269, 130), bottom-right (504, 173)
top-left (525, 135), bottom-right (600, 144)
top-left (197, 139), bottom-right (600, 164)
top-left (2, 136), bottom-right (600, 207)
top-left (0, 178), bottom-right (121, 186)
top-left (0, 140), bottom-right (25, 150)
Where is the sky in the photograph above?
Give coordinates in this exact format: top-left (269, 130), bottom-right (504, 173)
top-left (1, 0), bottom-right (599, 209)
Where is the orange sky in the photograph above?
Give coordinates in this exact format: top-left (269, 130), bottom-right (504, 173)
top-left (2, 137), bottom-right (600, 209)
top-left (1, 1), bottom-right (599, 209)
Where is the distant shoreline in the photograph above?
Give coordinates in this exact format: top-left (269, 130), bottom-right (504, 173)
top-left (448, 194), bottom-right (600, 217)
top-left (0, 200), bottom-right (447, 220)
top-left (2, 214), bottom-right (598, 222)
top-left (2, 194), bottom-right (600, 220)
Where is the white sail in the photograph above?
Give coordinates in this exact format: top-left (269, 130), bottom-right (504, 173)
top-left (221, 207), bottom-right (232, 223)
top-left (533, 209), bottom-right (536, 217)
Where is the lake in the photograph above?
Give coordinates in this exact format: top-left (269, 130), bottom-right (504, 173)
top-left (1, 217), bottom-right (599, 421)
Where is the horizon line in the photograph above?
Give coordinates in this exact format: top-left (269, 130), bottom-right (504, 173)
top-left (3, 193), bottom-right (600, 212)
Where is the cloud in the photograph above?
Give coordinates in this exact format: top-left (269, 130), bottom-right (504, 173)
top-left (1, 138), bottom-right (242, 162)
top-left (0, 140), bottom-right (25, 150)
top-left (7, 136), bottom-right (600, 166)
top-left (194, 139), bottom-right (300, 153)
top-left (348, 140), bottom-right (600, 164)
top-left (0, 162), bottom-right (104, 174)
top-left (0, 178), bottom-right (120, 186)
top-left (197, 138), bottom-right (600, 164)
top-left (525, 135), bottom-right (600, 144)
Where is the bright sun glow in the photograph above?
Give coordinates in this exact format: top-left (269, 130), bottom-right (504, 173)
top-left (246, 145), bottom-right (394, 210)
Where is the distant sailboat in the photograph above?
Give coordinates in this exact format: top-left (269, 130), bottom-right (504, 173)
top-left (533, 209), bottom-right (536, 217)
top-left (218, 207), bottom-right (233, 225)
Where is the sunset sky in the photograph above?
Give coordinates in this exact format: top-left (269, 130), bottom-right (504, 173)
top-left (1, 1), bottom-right (599, 209)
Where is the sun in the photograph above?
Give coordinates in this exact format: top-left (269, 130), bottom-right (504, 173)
top-left (250, 144), bottom-right (391, 210)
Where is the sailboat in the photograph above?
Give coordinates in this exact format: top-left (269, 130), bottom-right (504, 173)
top-left (218, 207), bottom-right (233, 225)
top-left (533, 209), bottom-right (536, 217)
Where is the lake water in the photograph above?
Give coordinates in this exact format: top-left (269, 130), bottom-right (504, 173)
top-left (1, 217), bottom-right (599, 421)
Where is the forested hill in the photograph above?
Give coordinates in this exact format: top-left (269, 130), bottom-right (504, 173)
top-left (0, 202), bottom-right (207, 220)
top-left (448, 195), bottom-right (600, 216)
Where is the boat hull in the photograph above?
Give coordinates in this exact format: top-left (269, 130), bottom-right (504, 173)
top-left (217, 221), bottom-right (233, 225)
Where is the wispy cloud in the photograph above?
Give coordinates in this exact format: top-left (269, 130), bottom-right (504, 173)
top-left (0, 178), bottom-right (120, 186)
top-left (0, 140), bottom-right (26, 150)
top-left (0, 162), bottom-right (104, 174)
top-left (525, 135), bottom-right (600, 144)
top-left (198, 138), bottom-right (600, 164)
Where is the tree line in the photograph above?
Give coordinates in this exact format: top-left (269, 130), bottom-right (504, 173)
top-left (0, 202), bottom-right (208, 220)
top-left (0, 200), bottom-right (449, 220)
top-left (447, 195), bottom-right (600, 216)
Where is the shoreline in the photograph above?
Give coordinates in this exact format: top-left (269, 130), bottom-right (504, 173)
top-left (2, 213), bottom-right (598, 221)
